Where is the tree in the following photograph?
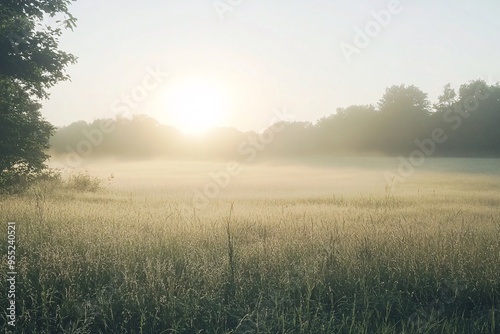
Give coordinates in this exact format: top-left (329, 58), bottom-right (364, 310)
top-left (314, 105), bottom-right (379, 153)
top-left (0, 0), bottom-right (76, 192)
top-left (378, 84), bottom-right (430, 117)
top-left (265, 121), bottom-right (315, 157)
top-left (332, 105), bottom-right (379, 152)
top-left (453, 80), bottom-right (500, 155)
top-left (434, 83), bottom-right (457, 113)
top-left (377, 84), bottom-right (430, 153)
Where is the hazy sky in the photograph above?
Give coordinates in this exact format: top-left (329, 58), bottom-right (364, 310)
top-left (42, 0), bottom-right (500, 133)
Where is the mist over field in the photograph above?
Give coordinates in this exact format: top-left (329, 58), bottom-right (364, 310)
top-left (48, 157), bottom-right (500, 197)
top-left (4, 156), bottom-right (499, 333)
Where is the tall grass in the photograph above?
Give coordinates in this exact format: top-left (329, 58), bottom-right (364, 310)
top-left (0, 166), bottom-right (499, 333)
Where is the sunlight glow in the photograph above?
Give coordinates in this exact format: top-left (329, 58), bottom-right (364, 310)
top-left (162, 77), bottom-right (229, 135)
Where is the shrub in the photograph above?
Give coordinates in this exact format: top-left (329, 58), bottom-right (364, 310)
top-left (66, 171), bottom-right (102, 192)
top-left (0, 167), bottom-right (62, 195)
top-left (0, 169), bottom-right (30, 194)
top-left (32, 168), bottom-right (64, 193)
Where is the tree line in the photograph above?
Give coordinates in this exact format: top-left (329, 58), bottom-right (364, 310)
top-left (50, 79), bottom-right (500, 164)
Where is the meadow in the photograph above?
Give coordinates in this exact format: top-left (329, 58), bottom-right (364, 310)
top-left (1, 157), bottom-right (499, 333)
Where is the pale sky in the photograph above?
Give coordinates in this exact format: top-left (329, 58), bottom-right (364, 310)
top-left (42, 0), bottom-right (500, 133)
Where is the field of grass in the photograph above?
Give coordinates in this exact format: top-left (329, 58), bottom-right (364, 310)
top-left (1, 158), bottom-right (500, 333)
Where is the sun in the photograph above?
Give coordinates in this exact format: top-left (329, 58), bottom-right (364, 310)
top-left (161, 77), bottom-right (229, 135)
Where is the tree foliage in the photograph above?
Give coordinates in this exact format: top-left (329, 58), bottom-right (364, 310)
top-left (50, 80), bottom-right (500, 164)
top-left (0, 0), bottom-right (76, 193)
